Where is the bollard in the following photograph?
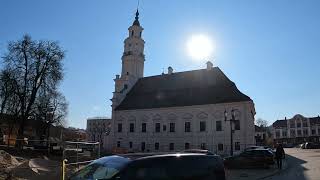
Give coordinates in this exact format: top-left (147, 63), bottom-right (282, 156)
top-left (62, 159), bottom-right (67, 180)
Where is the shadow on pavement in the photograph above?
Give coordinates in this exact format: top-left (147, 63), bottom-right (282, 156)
top-left (263, 153), bottom-right (308, 180)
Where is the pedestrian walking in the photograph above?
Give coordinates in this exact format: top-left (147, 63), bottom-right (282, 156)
top-left (275, 143), bottom-right (285, 169)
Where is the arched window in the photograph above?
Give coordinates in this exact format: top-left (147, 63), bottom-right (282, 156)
top-left (131, 30), bottom-right (134, 36)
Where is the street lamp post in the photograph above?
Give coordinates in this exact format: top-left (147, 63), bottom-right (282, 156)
top-left (224, 109), bottom-right (236, 156)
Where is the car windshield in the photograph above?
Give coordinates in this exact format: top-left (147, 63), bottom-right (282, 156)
top-left (70, 156), bottom-right (131, 180)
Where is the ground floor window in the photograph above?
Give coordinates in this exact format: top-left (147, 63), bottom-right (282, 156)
top-left (169, 143), bottom-right (174, 151)
top-left (185, 143), bottom-right (190, 150)
top-left (235, 142), bottom-right (240, 151)
top-left (297, 130), bottom-right (302, 136)
top-left (218, 143), bottom-right (223, 151)
top-left (155, 142), bottom-right (159, 150)
top-left (200, 143), bottom-right (206, 150)
top-left (141, 142), bottom-right (145, 152)
top-left (117, 141), bottom-right (121, 148)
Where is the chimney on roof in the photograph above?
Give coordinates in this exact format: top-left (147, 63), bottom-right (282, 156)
top-left (168, 66), bottom-right (173, 74)
top-left (285, 117), bottom-right (287, 120)
top-left (206, 61), bottom-right (213, 70)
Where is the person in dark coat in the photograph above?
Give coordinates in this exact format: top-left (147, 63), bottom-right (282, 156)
top-left (275, 143), bottom-right (285, 169)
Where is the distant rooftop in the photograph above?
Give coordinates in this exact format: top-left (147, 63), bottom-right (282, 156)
top-left (87, 117), bottom-right (111, 120)
top-left (273, 114), bottom-right (320, 128)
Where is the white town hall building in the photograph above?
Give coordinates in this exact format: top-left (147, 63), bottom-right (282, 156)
top-left (105, 10), bottom-right (256, 155)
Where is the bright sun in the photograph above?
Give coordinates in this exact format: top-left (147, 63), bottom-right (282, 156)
top-left (187, 34), bottom-right (214, 60)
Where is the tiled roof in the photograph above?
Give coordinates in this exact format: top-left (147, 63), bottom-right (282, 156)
top-left (115, 67), bottom-right (252, 111)
top-left (272, 120), bottom-right (287, 128)
top-left (310, 116), bottom-right (320, 125)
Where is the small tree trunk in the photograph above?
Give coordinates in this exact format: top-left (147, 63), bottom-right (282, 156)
top-left (16, 117), bottom-right (26, 149)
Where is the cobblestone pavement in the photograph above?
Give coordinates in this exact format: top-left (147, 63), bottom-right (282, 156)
top-left (263, 148), bottom-right (320, 180)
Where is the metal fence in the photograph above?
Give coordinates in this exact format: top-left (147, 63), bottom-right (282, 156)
top-left (0, 139), bottom-right (101, 180)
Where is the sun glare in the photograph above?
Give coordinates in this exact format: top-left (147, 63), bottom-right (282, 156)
top-left (187, 34), bottom-right (214, 60)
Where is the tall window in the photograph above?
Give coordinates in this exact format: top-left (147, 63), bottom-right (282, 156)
top-left (131, 30), bottom-right (134, 36)
top-left (200, 121), bottom-right (206, 132)
top-left (142, 123), bottom-right (146, 132)
top-left (169, 143), bottom-right (174, 151)
top-left (282, 131), bottom-right (287, 137)
top-left (170, 123), bottom-right (175, 132)
top-left (303, 129), bottom-right (308, 136)
top-left (155, 143), bottom-right (159, 150)
top-left (290, 129), bottom-right (296, 137)
top-left (312, 129), bottom-right (316, 135)
top-left (297, 122), bottom-right (301, 128)
top-left (185, 143), bottom-right (190, 150)
top-left (290, 122), bottom-right (295, 128)
top-left (235, 120), bottom-right (240, 130)
top-left (216, 121), bottom-right (222, 131)
top-left (218, 144), bottom-right (223, 151)
top-left (129, 142), bottom-right (133, 149)
top-left (297, 130), bottom-right (302, 136)
top-left (303, 121), bottom-right (308, 127)
top-left (185, 122), bottom-right (191, 132)
top-left (155, 123), bottom-right (160, 132)
top-left (117, 123), bottom-right (122, 132)
top-left (117, 141), bottom-right (121, 148)
top-left (276, 131), bottom-right (280, 138)
top-left (235, 142), bottom-right (240, 151)
top-left (200, 143), bottom-right (206, 150)
top-left (141, 142), bottom-right (145, 152)
top-left (163, 125), bottom-right (167, 131)
top-left (129, 123), bottom-right (135, 132)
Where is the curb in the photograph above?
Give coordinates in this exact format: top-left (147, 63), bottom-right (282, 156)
top-left (257, 159), bottom-right (289, 180)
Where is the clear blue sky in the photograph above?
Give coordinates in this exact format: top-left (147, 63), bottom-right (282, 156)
top-left (1, 1), bottom-right (320, 129)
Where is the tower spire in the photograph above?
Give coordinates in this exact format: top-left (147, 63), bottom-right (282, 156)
top-left (133, 8), bottom-right (140, 26)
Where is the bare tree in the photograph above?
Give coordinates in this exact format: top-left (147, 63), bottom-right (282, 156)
top-left (0, 34), bottom-right (66, 144)
top-left (34, 89), bottom-right (68, 145)
top-left (255, 118), bottom-right (268, 127)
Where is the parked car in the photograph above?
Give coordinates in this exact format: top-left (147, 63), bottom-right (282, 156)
top-left (224, 149), bottom-right (275, 169)
top-left (182, 149), bottom-right (215, 155)
top-left (300, 143), bottom-right (306, 149)
top-left (69, 153), bottom-right (226, 180)
top-left (283, 143), bottom-right (295, 148)
top-left (244, 146), bottom-right (263, 151)
top-left (304, 142), bottom-right (320, 149)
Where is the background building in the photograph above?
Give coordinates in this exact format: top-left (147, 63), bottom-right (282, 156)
top-left (86, 117), bottom-right (110, 147)
top-left (105, 11), bottom-right (256, 155)
top-left (254, 125), bottom-right (272, 146)
top-left (273, 114), bottom-right (320, 145)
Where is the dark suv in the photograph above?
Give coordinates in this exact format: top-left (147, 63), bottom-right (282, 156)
top-left (69, 153), bottom-right (226, 180)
